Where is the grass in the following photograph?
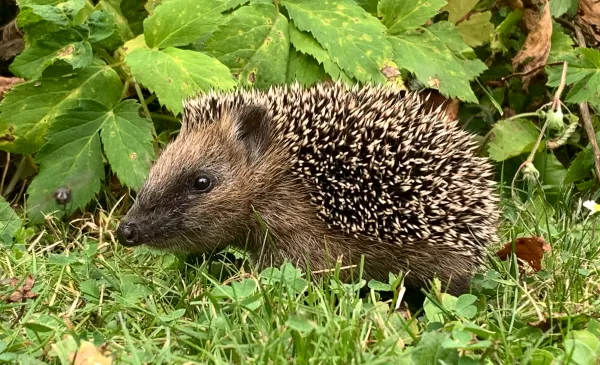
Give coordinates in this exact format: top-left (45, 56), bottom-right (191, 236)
top-left (1, 188), bottom-right (600, 364)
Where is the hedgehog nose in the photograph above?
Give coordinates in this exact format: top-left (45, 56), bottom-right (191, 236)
top-left (117, 221), bottom-right (140, 247)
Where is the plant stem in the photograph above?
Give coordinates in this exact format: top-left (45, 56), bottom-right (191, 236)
top-left (3, 156), bottom-right (27, 198)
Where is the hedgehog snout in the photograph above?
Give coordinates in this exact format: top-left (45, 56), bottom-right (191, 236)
top-left (117, 220), bottom-right (141, 247)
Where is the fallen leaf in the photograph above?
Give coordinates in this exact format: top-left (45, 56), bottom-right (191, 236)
top-left (423, 90), bottom-right (461, 122)
top-left (576, 0), bottom-right (600, 46)
top-left (2, 274), bottom-right (39, 303)
top-left (0, 19), bottom-right (24, 62)
top-left (0, 76), bottom-right (24, 101)
top-left (511, 0), bottom-right (552, 89)
top-left (496, 236), bottom-right (551, 272)
top-left (68, 341), bottom-right (112, 365)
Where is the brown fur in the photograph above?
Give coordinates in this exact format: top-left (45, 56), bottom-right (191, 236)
top-left (120, 83), bottom-right (499, 296)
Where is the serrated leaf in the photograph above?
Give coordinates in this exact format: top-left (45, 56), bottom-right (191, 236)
top-left (442, 0), bottom-right (479, 23)
top-left (204, 3), bottom-right (290, 88)
top-left (10, 30), bottom-right (92, 79)
top-left (287, 48), bottom-right (329, 86)
top-left (487, 119), bottom-right (540, 162)
top-left (389, 22), bottom-right (486, 102)
top-left (126, 47), bottom-right (236, 115)
top-left (100, 99), bottom-right (155, 190)
top-left (548, 48), bottom-right (600, 104)
top-left (0, 64), bottom-right (122, 154)
top-left (97, 0), bottom-right (135, 40)
top-left (282, 0), bottom-right (396, 83)
top-left (378, 0), bottom-right (447, 34)
top-left (549, 22), bottom-right (574, 62)
top-left (26, 102), bottom-right (106, 221)
top-left (454, 294), bottom-right (477, 319)
top-left (27, 0), bottom-right (86, 26)
top-left (288, 24), bottom-right (349, 82)
top-left (0, 197), bottom-right (22, 242)
top-left (456, 11), bottom-right (493, 47)
top-left (144, 0), bottom-right (226, 49)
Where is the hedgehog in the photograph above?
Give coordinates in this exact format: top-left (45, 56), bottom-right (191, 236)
top-left (116, 82), bottom-right (500, 295)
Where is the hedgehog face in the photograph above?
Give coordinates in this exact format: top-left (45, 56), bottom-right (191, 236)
top-left (117, 104), bottom-right (272, 254)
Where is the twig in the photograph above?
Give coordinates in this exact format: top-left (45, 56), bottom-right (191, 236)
top-left (1, 152), bottom-right (10, 193)
top-left (484, 62), bottom-right (563, 86)
top-left (552, 62), bottom-right (568, 109)
top-left (574, 26), bottom-right (600, 184)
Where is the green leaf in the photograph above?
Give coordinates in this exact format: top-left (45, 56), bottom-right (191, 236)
top-left (563, 330), bottom-right (600, 365)
top-left (26, 0), bottom-right (86, 26)
top-left (378, 0), bottom-right (447, 34)
top-left (549, 22), bottom-right (575, 62)
top-left (10, 30), bottom-right (93, 79)
top-left (411, 331), bottom-right (459, 363)
top-left (354, 0), bottom-right (378, 15)
top-left (456, 11), bottom-right (493, 47)
top-left (100, 99), bottom-right (155, 190)
top-left (84, 10), bottom-right (120, 44)
top-left (490, 9), bottom-right (521, 53)
top-left (454, 294), bottom-right (477, 319)
top-left (26, 99), bottom-right (154, 222)
top-left (367, 279), bottom-right (392, 291)
top-left (288, 24), bottom-right (349, 82)
top-left (287, 48), bottom-right (329, 86)
top-left (144, 0), bottom-right (226, 49)
top-left (487, 119), bottom-right (540, 162)
top-left (97, 0), bottom-right (135, 40)
top-left (26, 103), bottom-right (106, 222)
top-left (282, 0), bottom-right (396, 83)
top-left (204, 3), bottom-right (290, 88)
top-left (0, 64), bottom-right (122, 154)
top-left (442, 0), bottom-right (479, 23)
top-left (0, 197), bottom-right (22, 242)
top-left (126, 47), bottom-right (236, 115)
top-left (533, 152), bottom-right (567, 194)
top-left (286, 316), bottom-right (316, 334)
top-left (389, 22), bottom-right (486, 102)
top-left (159, 308), bottom-right (186, 323)
top-left (550, 0), bottom-right (575, 17)
top-left (548, 48), bottom-right (600, 104)
top-left (564, 132), bottom-right (600, 185)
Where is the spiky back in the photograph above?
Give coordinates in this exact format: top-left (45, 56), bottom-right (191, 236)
top-left (183, 82), bottom-right (499, 257)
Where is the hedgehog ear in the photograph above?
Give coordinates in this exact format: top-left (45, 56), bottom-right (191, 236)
top-left (232, 104), bottom-right (271, 161)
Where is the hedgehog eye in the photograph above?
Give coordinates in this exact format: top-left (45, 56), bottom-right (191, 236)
top-left (193, 175), bottom-right (213, 193)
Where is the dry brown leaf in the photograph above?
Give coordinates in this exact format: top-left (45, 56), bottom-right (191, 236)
top-left (576, 0), bottom-right (600, 46)
top-left (0, 19), bottom-right (24, 61)
top-left (511, 0), bottom-right (552, 89)
top-left (2, 274), bottom-right (39, 303)
top-left (423, 90), bottom-right (461, 122)
top-left (68, 341), bottom-right (112, 365)
top-left (496, 236), bottom-right (551, 272)
top-left (0, 76), bottom-right (24, 101)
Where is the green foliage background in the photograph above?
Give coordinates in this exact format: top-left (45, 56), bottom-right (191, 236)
top-left (0, 0), bottom-right (598, 238)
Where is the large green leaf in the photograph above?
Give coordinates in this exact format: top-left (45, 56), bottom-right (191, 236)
top-left (100, 99), bottom-right (155, 190)
top-left (456, 11), bottom-right (493, 47)
top-left (442, 0), bottom-right (478, 23)
top-left (10, 30), bottom-right (92, 79)
top-left (378, 0), bottom-right (447, 34)
top-left (389, 21), bottom-right (486, 102)
top-left (25, 0), bottom-right (86, 26)
top-left (0, 64), bottom-right (122, 154)
top-left (27, 101), bottom-right (107, 222)
top-left (564, 132), bottom-right (600, 185)
top-left (288, 24), bottom-right (350, 82)
top-left (282, 0), bottom-right (396, 83)
top-left (126, 47), bottom-right (236, 115)
top-left (487, 119), bottom-right (540, 162)
top-left (204, 3), bottom-right (290, 88)
top-left (27, 99), bottom-right (155, 222)
top-left (144, 0), bottom-right (226, 49)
